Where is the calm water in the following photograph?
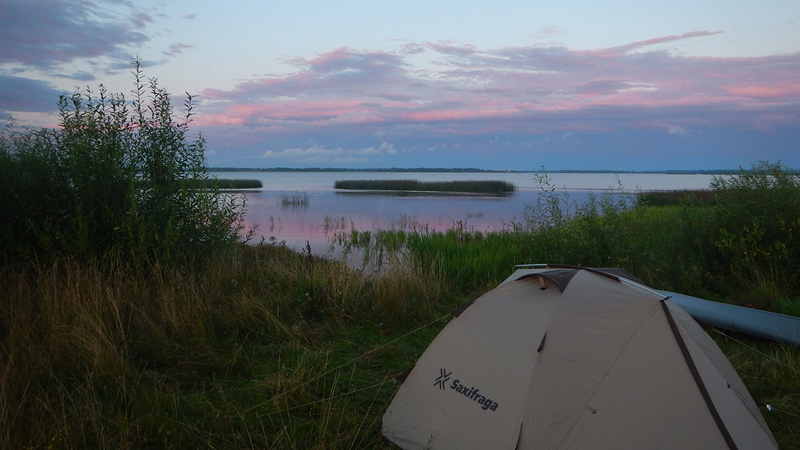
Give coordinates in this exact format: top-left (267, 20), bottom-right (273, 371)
top-left (210, 171), bottom-right (717, 252)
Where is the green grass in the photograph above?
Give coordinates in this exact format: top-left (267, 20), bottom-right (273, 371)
top-left (3, 233), bottom-right (799, 448)
top-left (0, 246), bottom-right (454, 449)
top-left (334, 179), bottom-right (516, 194)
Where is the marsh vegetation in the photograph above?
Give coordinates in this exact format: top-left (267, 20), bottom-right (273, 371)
top-left (280, 191), bottom-right (310, 207)
top-left (334, 179), bottom-right (516, 194)
top-left (212, 178), bottom-right (263, 189)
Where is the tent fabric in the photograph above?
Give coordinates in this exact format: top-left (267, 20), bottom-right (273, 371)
top-left (381, 266), bottom-right (777, 450)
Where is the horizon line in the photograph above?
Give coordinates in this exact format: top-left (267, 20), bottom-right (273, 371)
top-left (208, 166), bottom-right (748, 174)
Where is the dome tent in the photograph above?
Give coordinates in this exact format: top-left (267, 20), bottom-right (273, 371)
top-left (382, 265), bottom-right (777, 449)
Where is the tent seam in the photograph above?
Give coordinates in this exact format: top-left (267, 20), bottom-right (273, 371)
top-left (661, 300), bottom-right (739, 450)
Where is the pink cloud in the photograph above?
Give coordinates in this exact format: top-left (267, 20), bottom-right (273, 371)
top-left (196, 115), bottom-right (245, 126)
top-left (723, 84), bottom-right (800, 98)
top-left (192, 33), bottom-right (800, 145)
top-left (400, 107), bottom-right (520, 123)
top-left (195, 100), bottom-right (375, 128)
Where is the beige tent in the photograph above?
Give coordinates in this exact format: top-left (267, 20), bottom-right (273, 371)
top-left (382, 265), bottom-right (777, 449)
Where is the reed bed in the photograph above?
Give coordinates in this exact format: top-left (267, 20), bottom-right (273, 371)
top-left (176, 178), bottom-right (263, 189)
top-left (213, 178), bottom-right (263, 189)
top-left (280, 191), bottom-right (310, 207)
top-left (334, 179), bottom-right (516, 194)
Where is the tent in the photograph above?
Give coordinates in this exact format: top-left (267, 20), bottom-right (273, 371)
top-left (381, 265), bottom-right (778, 449)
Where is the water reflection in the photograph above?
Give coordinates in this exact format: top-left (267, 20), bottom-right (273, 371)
top-left (218, 171), bottom-right (716, 254)
top-left (241, 189), bottom-right (540, 253)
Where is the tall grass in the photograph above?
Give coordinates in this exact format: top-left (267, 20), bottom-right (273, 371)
top-left (0, 245), bottom-right (453, 449)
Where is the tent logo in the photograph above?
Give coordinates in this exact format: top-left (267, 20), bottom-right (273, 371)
top-left (434, 369), bottom-right (500, 412)
top-left (434, 368), bottom-right (451, 390)
top-left (449, 379), bottom-right (500, 412)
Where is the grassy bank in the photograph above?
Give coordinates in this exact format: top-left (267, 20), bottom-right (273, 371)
top-left (334, 179), bottom-right (516, 194)
top-left (2, 237), bottom-right (799, 449)
top-left (0, 246), bottom-right (453, 449)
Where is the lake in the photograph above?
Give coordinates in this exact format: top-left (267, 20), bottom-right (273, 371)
top-left (210, 171), bottom-right (718, 253)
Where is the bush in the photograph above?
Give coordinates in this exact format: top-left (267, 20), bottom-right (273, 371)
top-left (708, 162), bottom-right (800, 305)
top-left (637, 189), bottom-right (715, 207)
top-left (0, 59), bottom-right (245, 265)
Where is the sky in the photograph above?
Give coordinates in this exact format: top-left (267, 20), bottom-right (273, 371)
top-left (1, 0), bottom-right (799, 171)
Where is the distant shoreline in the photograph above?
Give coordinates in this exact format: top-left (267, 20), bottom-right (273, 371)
top-left (210, 167), bottom-right (742, 175)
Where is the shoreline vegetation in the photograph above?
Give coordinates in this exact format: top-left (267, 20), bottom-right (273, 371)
top-left (334, 179), bottom-right (516, 194)
top-left (2, 67), bottom-right (799, 449)
top-left (636, 189), bottom-right (716, 206)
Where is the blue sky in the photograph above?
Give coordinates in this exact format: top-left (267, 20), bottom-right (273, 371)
top-left (2, 0), bottom-right (799, 170)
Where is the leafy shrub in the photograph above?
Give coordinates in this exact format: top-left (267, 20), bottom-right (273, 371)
top-left (0, 60), bottom-right (245, 265)
top-left (708, 161), bottom-right (800, 304)
top-left (637, 189), bottom-right (715, 207)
